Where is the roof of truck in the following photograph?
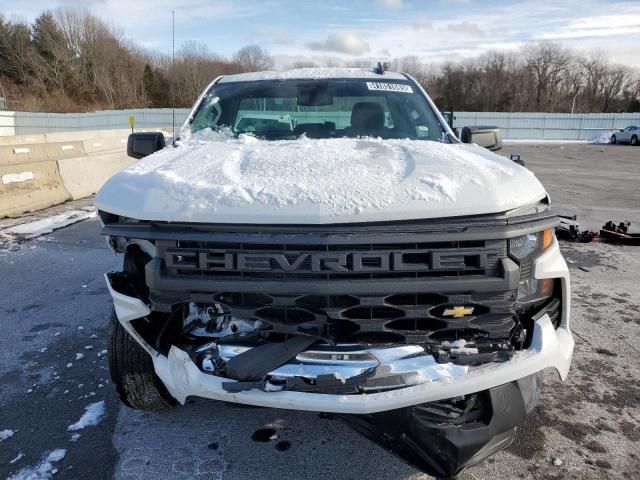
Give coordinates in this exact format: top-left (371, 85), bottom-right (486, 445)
top-left (218, 68), bottom-right (408, 83)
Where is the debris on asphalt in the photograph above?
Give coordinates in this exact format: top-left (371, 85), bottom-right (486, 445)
top-left (600, 221), bottom-right (640, 245)
top-left (552, 458), bottom-right (563, 467)
top-left (556, 215), bottom-right (597, 242)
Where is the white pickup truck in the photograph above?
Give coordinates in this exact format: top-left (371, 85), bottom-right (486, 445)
top-left (95, 67), bottom-right (573, 479)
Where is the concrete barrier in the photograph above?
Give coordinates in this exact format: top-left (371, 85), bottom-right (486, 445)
top-left (0, 134), bottom-right (46, 146)
top-left (44, 141), bottom-right (86, 160)
top-left (57, 152), bottom-right (134, 200)
top-left (0, 128), bottom-right (165, 218)
top-left (0, 161), bottom-right (71, 217)
top-left (82, 136), bottom-right (128, 155)
top-left (1, 141), bottom-right (87, 166)
top-left (0, 143), bottom-right (51, 166)
top-left (44, 130), bottom-right (100, 143)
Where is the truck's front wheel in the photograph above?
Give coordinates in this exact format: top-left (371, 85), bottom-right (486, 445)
top-left (108, 309), bottom-right (176, 410)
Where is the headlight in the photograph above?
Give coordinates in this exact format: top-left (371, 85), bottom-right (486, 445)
top-left (509, 229), bottom-right (554, 304)
top-left (509, 229), bottom-right (553, 260)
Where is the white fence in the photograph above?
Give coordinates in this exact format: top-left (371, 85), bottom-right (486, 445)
top-left (1, 109), bottom-right (639, 140)
top-left (451, 112), bottom-right (640, 141)
top-left (0, 109), bottom-right (191, 137)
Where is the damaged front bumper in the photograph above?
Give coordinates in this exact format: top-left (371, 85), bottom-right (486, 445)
top-left (104, 239), bottom-right (573, 415)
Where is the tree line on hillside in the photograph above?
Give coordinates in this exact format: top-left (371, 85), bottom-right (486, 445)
top-left (1, 7), bottom-right (639, 113)
top-left (0, 8), bottom-right (273, 112)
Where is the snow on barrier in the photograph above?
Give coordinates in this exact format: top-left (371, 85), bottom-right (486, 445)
top-left (0, 129), bottom-right (144, 218)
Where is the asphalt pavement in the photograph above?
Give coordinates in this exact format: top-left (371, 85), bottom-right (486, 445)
top-left (1, 143), bottom-right (639, 480)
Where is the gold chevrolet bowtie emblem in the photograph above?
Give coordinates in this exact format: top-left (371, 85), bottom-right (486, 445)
top-left (442, 306), bottom-right (475, 318)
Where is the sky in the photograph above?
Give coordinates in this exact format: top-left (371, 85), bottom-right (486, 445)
top-left (2, 0), bottom-right (640, 68)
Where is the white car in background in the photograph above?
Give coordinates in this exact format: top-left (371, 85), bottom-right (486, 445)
top-left (611, 125), bottom-right (639, 145)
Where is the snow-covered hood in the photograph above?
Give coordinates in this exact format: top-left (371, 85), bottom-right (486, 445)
top-left (95, 131), bottom-right (547, 224)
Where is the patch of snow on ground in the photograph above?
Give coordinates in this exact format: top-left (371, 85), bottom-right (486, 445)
top-left (3, 208), bottom-right (96, 239)
top-left (1, 429), bottom-right (15, 440)
top-left (68, 400), bottom-right (105, 431)
top-left (7, 449), bottom-right (66, 480)
top-left (589, 131), bottom-right (614, 144)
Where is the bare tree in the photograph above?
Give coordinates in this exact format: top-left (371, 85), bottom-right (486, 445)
top-left (525, 42), bottom-right (572, 110)
top-left (233, 45), bottom-right (274, 72)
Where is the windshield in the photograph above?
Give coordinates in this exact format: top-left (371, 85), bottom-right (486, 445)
top-left (190, 78), bottom-right (445, 141)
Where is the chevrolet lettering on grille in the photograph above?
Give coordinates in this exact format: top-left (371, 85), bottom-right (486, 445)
top-left (165, 249), bottom-right (492, 273)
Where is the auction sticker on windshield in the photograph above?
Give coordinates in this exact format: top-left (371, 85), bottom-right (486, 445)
top-left (366, 82), bottom-right (413, 93)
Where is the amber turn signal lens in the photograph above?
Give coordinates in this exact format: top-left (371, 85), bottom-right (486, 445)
top-left (541, 228), bottom-right (554, 251)
top-left (539, 277), bottom-right (555, 297)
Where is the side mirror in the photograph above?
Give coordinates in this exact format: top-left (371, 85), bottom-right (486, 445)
top-left (127, 132), bottom-right (166, 159)
top-left (460, 126), bottom-right (502, 151)
top-left (510, 153), bottom-right (525, 167)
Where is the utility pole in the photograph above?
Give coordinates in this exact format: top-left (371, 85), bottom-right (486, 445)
top-left (172, 10), bottom-right (176, 145)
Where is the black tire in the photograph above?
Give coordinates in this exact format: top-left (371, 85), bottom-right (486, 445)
top-left (108, 308), bottom-right (176, 410)
top-left (632, 135), bottom-right (638, 146)
top-left (610, 135), bottom-right (616, 144)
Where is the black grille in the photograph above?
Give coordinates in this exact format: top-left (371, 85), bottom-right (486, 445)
top-left (152, 237), bottom-right (517, 343)
top-left (182, 290), bottom-right (517, 343)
